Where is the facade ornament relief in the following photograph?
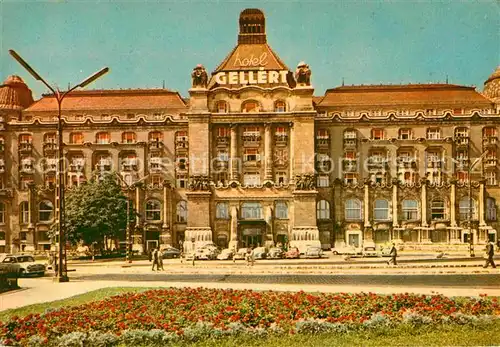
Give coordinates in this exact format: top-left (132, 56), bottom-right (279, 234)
top-left (295, 61), bottom-right (311, 86)
top-left (188, 175), bottom-right (210, 191)
top-left (294, 174), bottom-right (316, 190)
top-left (191, 64), bottom-right (208, 88)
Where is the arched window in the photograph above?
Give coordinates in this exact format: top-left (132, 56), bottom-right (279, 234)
top-left (70, 132), bottom-right (84, 144)
top-left (275, 201), bottom-right (288, 219)
top-left (216, 202), bottom-right (229, 219)
top-left (0, 202), bottom-right (5, 224)
top-left (402, 200), bottom-right (418, 220)
top-left (274, 100), bottom-right (286, 112)
top-left (373, 199), bottom-right (389, 221)
top-left (431, 199), bottom-right (446, 220)
top-left (145, 200), bottom-right (161, 221)
top-left (486, 198), bottom-right (497, 221)
top-left (96, 132), bottom-right (111, 144)
top-left (242, 100), bottom-right (260, 113)
top-left (122, 132), bottom-right (136, 144)
top-left (176, 201), bottom-right (187, 223)
top-left (345, 199), bottom-right (362, 221)
top-left (20, 202), bottom-right (29, 224)
top-left (215, 101), bottom-right (228, 113)
top-left (149, 131), bottom-right (163, 142)
top-left (459, 197), bottom-right (477, 221)
top-left (38, 201), bottom-right (54, 222)
top-left (241, 202), bottom-right (262, 219)
top-left (316, 200), bottom-right (330, 220)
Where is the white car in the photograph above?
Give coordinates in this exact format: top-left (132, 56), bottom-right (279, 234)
top-left (305, 246), bottom-right (323, 259)
top-left (1, 254), bottom-right (46, 277)
top-left (216, 248), bottom-right (234, 260)
top-left (331, 245), bottom-right (361, 256)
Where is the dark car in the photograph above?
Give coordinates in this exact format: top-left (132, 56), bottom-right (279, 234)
top-left (161, 247), bottom-right (181, 259)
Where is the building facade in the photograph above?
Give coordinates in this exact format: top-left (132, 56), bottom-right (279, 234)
top-left (0, 8), bottom-right (499, 254)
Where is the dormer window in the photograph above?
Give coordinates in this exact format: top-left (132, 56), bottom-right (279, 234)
top-left (274, 100), bottom-right (286, 112)
top-left (242, 100), bottom-right (259, 113)
top-left (215, 101), bottom-right (228, 113)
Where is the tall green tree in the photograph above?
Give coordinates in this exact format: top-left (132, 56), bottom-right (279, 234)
top-left (53, 173), bottom-right (130, 247)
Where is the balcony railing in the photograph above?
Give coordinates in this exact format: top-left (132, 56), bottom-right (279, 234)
top-left (454, 137), bottom-right (469, 146)
top-left (274, 134), bottom-right (288, 146)
top-left (483, 136), bottom-right (498, 147)
top-left (343, 138), bottom-right (357, 147)
top-left (216, 136), bottom-right (230, 146)
top-left (316, 138), bottom-right (330, 147)
top-left (175, 140), bottom-right (189, 150)
top-left (148, 140), bottom-right (164, 151)
top-left (242, 135), bottom-right (261, 146)
top-left (18, 142), bottom-right (33, 152)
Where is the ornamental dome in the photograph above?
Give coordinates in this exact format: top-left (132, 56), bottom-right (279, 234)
top-left (0, 75), bottom-right (34, 110)
top-left (483, 66), bottom-right (500, 100)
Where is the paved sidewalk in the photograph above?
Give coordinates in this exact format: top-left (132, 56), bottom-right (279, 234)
top-left (1, 277), bottom-right (500, 313)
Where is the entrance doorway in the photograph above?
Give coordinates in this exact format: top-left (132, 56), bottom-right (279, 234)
top-left (146, 240), bottom-right (158, 252)
top-left (241, 227), bottom-right (263, 248)
top-left (347, 233), bottom-right (360, 247)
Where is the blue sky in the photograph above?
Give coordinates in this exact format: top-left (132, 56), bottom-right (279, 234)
top-left (1, 1), bottom-right (498, 98)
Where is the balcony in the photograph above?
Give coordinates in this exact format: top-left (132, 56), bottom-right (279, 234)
top-left (214, 160), bottom-right (229, 170)
top-left (44, 162), bottom-right (57, 173)
top-left (274, 134), bottom-right (288, 146)
top-left (19, 164), bottom-right (34, 174)
top-left (43, 142), bottom-right (57, 153)
top-left (175, 139), bottom-right (189, 150)
top-left (316, 138), bottom-right (330, 148)
top-left (343, 138), bottom-right (357, 148)
top-left (149, 157), bottom-right (163, 172)
top-left (483, 136), bottom-right (498, 147)
top-left (242, 135), bottom-right (261, 147)
top-left (216, 136), bottom-right (230, 146)
top-left (454, 136), bottom-right (469, 147)
top-left (148, 140), bottom-right (164, 151)
top-left (274, 158), bottom-right (288, 167)
top-left (342, 159), bottom-right (358, 171)
top-left (18, 142), bottom-right (33, 153)
top-left (243, 159), bottom-right (261, 168)
top-left (95, 160), bottom-right (112, 171)
top-left (121, 159), bottom-right (138, 172)
top-left (484, 158), bottom-right (498, 168)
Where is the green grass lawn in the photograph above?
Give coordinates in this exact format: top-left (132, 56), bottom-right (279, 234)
top-left (1, 287), bottom-right (499, 346)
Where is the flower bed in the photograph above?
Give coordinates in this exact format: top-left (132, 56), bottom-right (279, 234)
top-left (1, 288), bottom-right (499, 346)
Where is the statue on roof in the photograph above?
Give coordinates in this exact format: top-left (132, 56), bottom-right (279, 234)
top-left (295, 61), bottom-right (311, 86)
top-left (191, 64), bottom-right (208, 88)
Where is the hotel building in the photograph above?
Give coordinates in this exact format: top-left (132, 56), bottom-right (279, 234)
top-left (0, 9), bottom-right (499, 253)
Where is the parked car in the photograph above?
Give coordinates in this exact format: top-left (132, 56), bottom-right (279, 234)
top-left (362, 245), bottom-right (379, 257)
top-left (284, 247), bottom-right (300, 259)
top-left (252, 247), bottom-right (267, 260)
top-left (162, 247), bottom-right (181, 259)
top-left (305, 246), bottom-right (323, 259)
top-left (234, 248), bottom-right (250, 260)
top-left (267, 247), bottom-right (284, 259)
top-left (195, 248), bottom-right (219, 260)
top-left (1, 254), bottom-right (45, 277)
top-left (216, 248), bottom-right (234, 260)
top-left (331, 244), bottom-right (361, 256)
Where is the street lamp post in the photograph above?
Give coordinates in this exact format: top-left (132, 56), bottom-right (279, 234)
top-left (9, 49), bottom-right (108, 282)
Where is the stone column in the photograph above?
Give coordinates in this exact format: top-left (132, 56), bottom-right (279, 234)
top-left (265, 205), bottom-right (273, 247)
top-left (392, 179), bottom-right (398, 228)
top-left (420, 178), bottom-right (431, 242)
top-left (161, 181), bottom-right (172, 246)
top-left (264, 123), bottom-right (272, 181)
top-left (450, 180), bottom-right (457, 227)
top-left (479, 180), bottom-right (486, 226)
top-left (289, 123), bottom-right (294, 182)
top-left (364, 181), bottom-right (371, 227)
top-left (228, 205), bottom-right (238, 251)
top-left (229, 125), bottom-right (238, 182)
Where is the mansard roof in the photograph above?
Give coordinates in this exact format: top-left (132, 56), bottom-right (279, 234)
top-left (24, 89), bottom-right (188, 113)
top-left (317, 83), bottom-right (492, 107)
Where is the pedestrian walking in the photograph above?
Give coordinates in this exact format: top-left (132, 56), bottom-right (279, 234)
top-left (387, 243), bottom-right (397, 266)
top-left (483, 241), bottom-right (496, 269)
top-left (157, 248), bottom-right (165, 270)
top-left (148, 249), bottom-right (153, 262)
top-left (151, 248), bottom-right (159, 271)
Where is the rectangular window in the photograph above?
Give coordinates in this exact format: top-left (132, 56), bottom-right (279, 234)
top-left (217, 127), bottom-right (230, 137)
top-left (399, 129), bottom-right (413, 140)
top-left (122, 133), bottom-right (136, 143)
top-left (96, 133), bottom-right (110, 144)
top-left (176, 131), bottom-right (188, 143)
top-left (151, 175), bottom-right (163, 188)
top-left (176, 157), bottom-right (188, 171)
top-left (217, 150), bottom-right (229, 162)
top-left (68, 173), bottom-right (84, 188)
top-left (317, 174), bottom-right (329, 187)
top-left (275, 172), bottom-right (287, 185)
top-left (485, 171), bottom-right (497, 186)
top-left (19, 134), bottom-right (32, 143)
top-left (427, 128), bottom-right (441, 140)
top-left (176, 174), bottom-right (187, 188)
top-left (45, 175), bottom-right (56, 189)
top-left (371, 129), bottom-right (385, 140)
top-left (243, 127), bottom-right (260, 137)
top-left (316, 129), bottom-right (329, 139)
top-left (343, 130), bottom-right (356, 139)
top-left (275, 126), bottom-right (287, 136)
top-left (70, 133), bottom-right (84, 144)
top-left (344, 173), bottom-right (358, 184)
top-left (457, 171), bottom-right (469, 184)
top-left (244, 149), bottom-right (260, 162)
top-left (243, 173), bottom-right (260, 186)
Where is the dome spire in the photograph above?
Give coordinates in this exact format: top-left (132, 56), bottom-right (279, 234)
top-left (238, 9), bottom-right (266, 44)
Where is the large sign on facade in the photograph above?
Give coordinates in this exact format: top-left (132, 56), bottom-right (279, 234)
top-left (214, 69), bottom-right (288, 85)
